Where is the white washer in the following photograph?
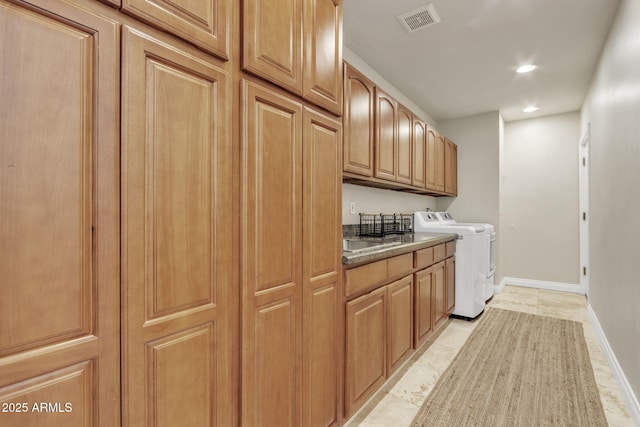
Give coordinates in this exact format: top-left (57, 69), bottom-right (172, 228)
top-left (434, 212), bottom-right (496, 301)
top-left (414, 211), bottom-right (487, 319)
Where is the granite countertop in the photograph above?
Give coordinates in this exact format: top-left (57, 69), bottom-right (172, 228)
top-left (342, 232), bottom-right (457, 266)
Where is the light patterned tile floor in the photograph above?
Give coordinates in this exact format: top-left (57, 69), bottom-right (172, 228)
top-left (345, 285), bottom-right (633, 427)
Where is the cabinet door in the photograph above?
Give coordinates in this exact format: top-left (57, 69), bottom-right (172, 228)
top-left (414, 267), bottom-right (434, 349)
top-left (433, 261), bottom-right (447, 327)
top-left (243, 0), bottom-right (303, 95)
top-left (396, 103), bottom-right (413, 184)
top-left (435, 134), bottom-right (446, 192)
top-left (445, 138), bottom-right (458, 196)
top-left (374, 88), bottom-right (397, 182)
top-left (122, 0), bottom-right (229, 60)
top-left (345, 287), bottom-right (387, 418)
top-left (303, 0), bottom-right (343, 115)
top-left (343, 63), bottom-right (375, 176)
top-left (241, 80), bottom-right (303, 427)
top-left (0, 2), bottom-right (119, 425)
top-left (121, 26), bottom-right (232, 427)
top-left (387, 276), bottom-right (414, 375)
top-left (412, 117), bottom-right (427, 189)
top-left (303, 108), bottom-right (342, 427)
top-left (446, 257), bottom-right (456, 314)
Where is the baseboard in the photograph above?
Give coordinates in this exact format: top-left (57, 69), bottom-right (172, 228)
top-left (587, 304), bottom-right (640, 426)
top-left (499, 276), bottom-right (583, 294)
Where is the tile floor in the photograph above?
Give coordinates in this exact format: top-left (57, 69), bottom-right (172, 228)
top-left (345, 285), bottom-right (633, 427)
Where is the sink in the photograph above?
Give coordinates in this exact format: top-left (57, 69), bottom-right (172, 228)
top-left (342, 239), bottom-right (401, 254)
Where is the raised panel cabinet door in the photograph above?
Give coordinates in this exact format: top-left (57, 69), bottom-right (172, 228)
top-left (433, 261), bottom-right (446, 327)
top-left (343, 63), bottom-right (375, 176)
top-left (435, 134), bottom-right (446, 192)
top-left (446, 257), bottom-right (456, 314)
top-left (412, 117), bottom-right (427, 189)
top-left (396, 103), bottom-right (413, 185)
top-left (444, 138), bottom-right (457, 195)
top-left (374, 88), bottom-right (397, 182)
top-left (122, 0), bottom-right (229, 60)
top-left (0, 1), bottom-right (119, 425)
top-left (243, 0), bottom-right (303, 95)
top-left (413, 267), bottom-right (433, 349)
top-left (426, 125), bottom-right (445, 193)
top-left (121, 26), bottom-right (232, 427)
top-left (345, 287), bottom-right (387, 419)
top-left (303, 0), bottom-right (342, 115)
top-left (386, 276), bottom-right (413, 376)
top-left (241, 80), bottom-right (303, 427)
top-left (302, 107), bottom-right (342, 427)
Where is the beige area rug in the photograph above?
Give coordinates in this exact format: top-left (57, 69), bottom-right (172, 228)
top-left (412, 308), bottom-right (608, 427)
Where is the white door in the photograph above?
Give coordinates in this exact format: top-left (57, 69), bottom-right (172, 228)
top-left (579, 124), bottom-right (591, 296)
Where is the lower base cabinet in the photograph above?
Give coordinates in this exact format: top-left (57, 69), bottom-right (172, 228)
top-left (414, 267), bottom-right (434, 349)
top-left (387, 275), bottom-right (414, 375)
top-left (345, 287), bottom-right (387, 418)
top-left (446, 257), bottom-right (456, 315)
top-left (433, 261), bottom-right (447, 328)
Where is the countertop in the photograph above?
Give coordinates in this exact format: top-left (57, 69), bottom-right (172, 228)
top-left (342, 232), bottom-right (457, 266)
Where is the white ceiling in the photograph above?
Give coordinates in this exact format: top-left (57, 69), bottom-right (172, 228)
top-left (343, 0), bottom-right (619, 122)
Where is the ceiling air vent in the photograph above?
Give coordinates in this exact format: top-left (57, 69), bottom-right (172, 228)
top-left (397, 4), bottom-right (441, 33)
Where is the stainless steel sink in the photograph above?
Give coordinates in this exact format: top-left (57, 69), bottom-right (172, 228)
top-left (342, 239), bottom-right (401, 254)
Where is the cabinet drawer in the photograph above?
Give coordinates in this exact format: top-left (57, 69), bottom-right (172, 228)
top-left (433, 244), bottom-right (446, 262)
top-left (345, 259), bottom-right (387, 297)
top-left (446, 240), bottom-right (456, 257)
top-left (345, 253), bottom-right (414, 298)
top-left (414, 247), bottom-right (434, 269)
top-left (387, 253), bottom-right (413, 280)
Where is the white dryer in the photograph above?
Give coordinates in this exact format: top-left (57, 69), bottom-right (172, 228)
top-left (434, 212), bottom-right (496, 301)
top-left (414, 211), bottom-right (487, 319)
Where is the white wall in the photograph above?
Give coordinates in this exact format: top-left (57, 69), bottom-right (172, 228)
top-left (436, 111), bottom-right (502, 281)
top-left (581, 0), bottom-right (640, 407)
top-left (342, 47), bottom-right (437, 225)
top-left (502, 112), bottom-right (581, 285)
top-left (342, 184), bottom-right (436, 225)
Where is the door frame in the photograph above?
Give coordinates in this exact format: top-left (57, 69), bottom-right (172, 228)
top-left (579, 123), bottom-right (591, 296)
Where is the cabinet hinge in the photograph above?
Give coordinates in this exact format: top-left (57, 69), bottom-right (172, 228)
top-left (583, 267), bottom-right (587, 276)
top-left (582, 157), bottom-right (586, 166)
top-left (582, 212), bottom-right (586, 221)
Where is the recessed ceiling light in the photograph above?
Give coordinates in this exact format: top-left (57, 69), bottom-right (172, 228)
top-left (516, 64), bottom-right (537, 73)
top-left (523, 106), bottom-right (539, 113)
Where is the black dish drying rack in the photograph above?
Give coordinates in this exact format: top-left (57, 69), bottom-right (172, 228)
top-left (359, 213), bottom-right (414, 237)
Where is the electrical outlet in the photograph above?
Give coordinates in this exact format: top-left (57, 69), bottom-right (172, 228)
top-left (349, 202), bottom-right (356, 215)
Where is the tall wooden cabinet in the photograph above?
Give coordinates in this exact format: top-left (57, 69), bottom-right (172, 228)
top-left (396, 103), bottom-right (413, 185)
top-left (241, 80), bottom-right (342, 427)
top-left (426, 126), bottom-right (446, 193)
top-left (243, 0), bottom-right (343, 114)
top-left (412, 118), bottom-right (427, 189)
top-left (444, 138), bottom-right (458, 196)
top-left (121, 26), bottom-right (233, 426)
top-left (0, 1), bottom-right (120, 425)
top-left (343, 62), bottom-right (375, 177)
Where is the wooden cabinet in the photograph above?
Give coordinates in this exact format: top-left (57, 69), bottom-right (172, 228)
top-left (243, 0), bottom-right (343, 114)
top-left (414, 267), bottom-right (434, 349)
top-left (396, 103), bottom-right (413, 185)
top-left (343, 62), bottom-right (375, 177)
top-left (303, 0), bottom-right (343, 115)
top-left (241, 80), bottom-right (342, 427)
top-left (446, 257), bottom-right (456, 315)
top-left (121, 25), bottom-right (233, 426)
top-left (374, 88), bottom-right (398, 182)
top-left (433, 261), bottom-right (447, 327)
top-left (412, 117), bottom-right (427, 189)
top-left (302, 107), bottom-right (342, 427)
top-left (0, 1), bottom-right (120, 425)
top-left (387, 276), bottom-right (414, 375)
top-left (345, 287), bottom-right (387, 419)
top-left (122, 0), bottom-right (229, 60)
top-left (241, 80), bottom-right (303, 427)
top-left (444, 137), bottom-right (458, 196)
top-left (426, 126), bottom-right (445, 192)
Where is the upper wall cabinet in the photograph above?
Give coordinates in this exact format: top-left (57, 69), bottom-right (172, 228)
top-left (243, 0), bottom-right (343, 115)
top-left (343, 62), bottom-right (375, 177)
top-left (444, 137), bottom-right (458, 196)
top-left (396, 102), bottom-right (413, 185)
top-left (122, 0), bottom-right (230, 60)
top-left (374, 88), bottom-right (398, 182)
top-left (412, 117), bottom-right (427, 189)
top-left (426, 126), bottom-right (445, 193)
